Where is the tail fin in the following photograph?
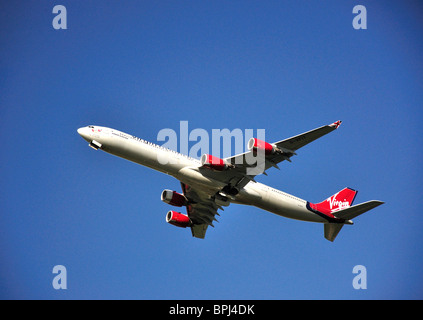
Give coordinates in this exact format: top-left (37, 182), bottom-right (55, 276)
top-left (313, 188), bottom-right (384, 242)
top-left (313, 187), bottom-right (357, 214)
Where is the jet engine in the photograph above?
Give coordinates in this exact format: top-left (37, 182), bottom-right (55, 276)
top-left (201, 154), bottom-right (229, 171)
top-left (248, 138), bottom-right (277, 155)
top-left (166, 211), bottom-right (191, 228)
top-left (161, 189), bottom-right (187, 207)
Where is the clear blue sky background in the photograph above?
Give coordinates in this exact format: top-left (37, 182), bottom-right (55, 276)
top-left (1, 1), bottom-right (422, 299)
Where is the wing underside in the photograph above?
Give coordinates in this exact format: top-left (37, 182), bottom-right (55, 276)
top-left (224, 121), bottom-right (342, 178)
top-left (181, 183), bottom-right (223, 239)
top-left (219, 121), bottom-right (343, 192)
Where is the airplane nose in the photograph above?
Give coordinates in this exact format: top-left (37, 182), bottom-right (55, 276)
top-left (77, 127), bottom-right (90, 141)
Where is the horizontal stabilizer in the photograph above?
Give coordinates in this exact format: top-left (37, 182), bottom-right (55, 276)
top-left (324, 200), bottom-right (384, 242)
top-left (190, 223), bottom-right (208, 239)
top-left (334, 200), bottom-right (384, 220)
top-left (324, 224), bottom-right (344, 242)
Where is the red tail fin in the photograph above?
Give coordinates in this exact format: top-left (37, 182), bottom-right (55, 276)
top-left (313, 188), bottom-right (358, 214)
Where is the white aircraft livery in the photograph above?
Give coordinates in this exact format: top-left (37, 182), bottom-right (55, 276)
top-left (77, 121), bottom-right (383, 241)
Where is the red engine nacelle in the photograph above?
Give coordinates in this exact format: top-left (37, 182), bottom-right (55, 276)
top-left (166, 211), bottom-right (191, 228)
top-left (201, 154), bottom-right (228, 171)
top-left (248, 138), bottom-right (276, 156)
top-left (161, 189), bottom-right (187, 207)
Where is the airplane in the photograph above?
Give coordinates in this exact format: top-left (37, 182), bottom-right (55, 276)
top-left (77, 121), bottom-right (383, 242)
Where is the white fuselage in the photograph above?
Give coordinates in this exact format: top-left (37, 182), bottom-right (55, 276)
top-left (77, 126), bottom-right (327, 224)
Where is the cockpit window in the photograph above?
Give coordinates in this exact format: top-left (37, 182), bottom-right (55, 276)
top-left (88, 126), bottom-right (94, 128)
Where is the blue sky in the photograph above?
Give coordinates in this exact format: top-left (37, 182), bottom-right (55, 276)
top-left (1, 1), bottom-right (422, 299)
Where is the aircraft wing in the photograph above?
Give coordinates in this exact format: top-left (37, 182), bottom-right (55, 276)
top-left (224, 120), bottom-right (342, 179)
top-left (274, 120), bottom-right (342, 151)
top-left (180, 183), bottom-right (224, 239)
top-left (183, 121), bottom-right (343, 237)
